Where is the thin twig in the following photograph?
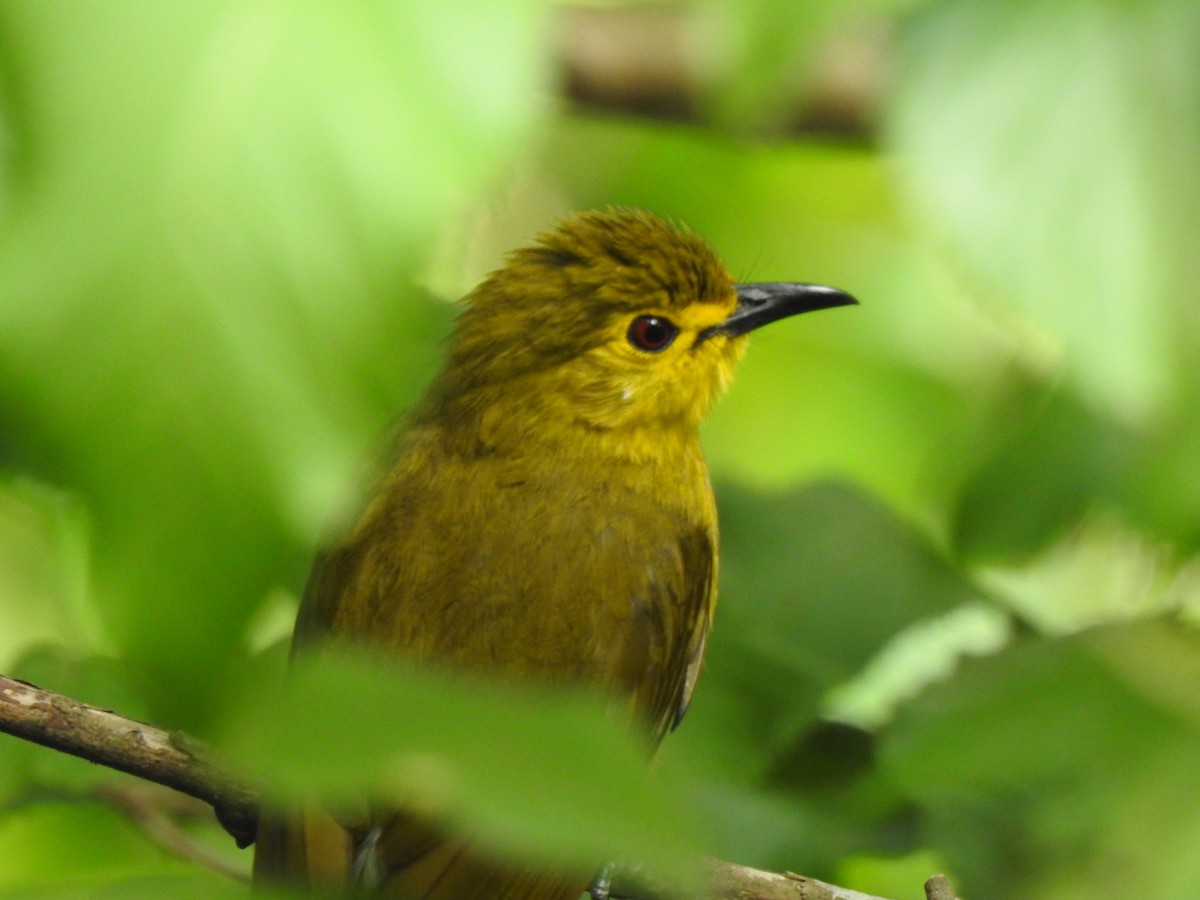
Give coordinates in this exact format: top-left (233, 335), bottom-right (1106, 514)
top-left (94, 781), bottom-right (250, 882)
top-left (611, 858), bottom-right (903, 899)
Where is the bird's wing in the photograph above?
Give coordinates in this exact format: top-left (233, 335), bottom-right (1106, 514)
top-left (619, 524), bottom-right (716, 741)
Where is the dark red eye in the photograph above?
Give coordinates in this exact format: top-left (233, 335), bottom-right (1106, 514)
top-left (627, 315), bottom-right (678, 352)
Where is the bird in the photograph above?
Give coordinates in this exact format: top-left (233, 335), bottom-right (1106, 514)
top-left (252, 209), bottom-right (855, 897)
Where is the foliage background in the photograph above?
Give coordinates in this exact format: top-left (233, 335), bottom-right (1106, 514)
top-left (1, 1), bottom-right (1198, 898)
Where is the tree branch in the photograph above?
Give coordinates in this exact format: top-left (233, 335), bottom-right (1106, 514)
top-left (611, 859), bottom-right (959, 899)
top-left (0, 673), bottom-right (258, 847)
top-left (0, 672), bottom-right (956, 899)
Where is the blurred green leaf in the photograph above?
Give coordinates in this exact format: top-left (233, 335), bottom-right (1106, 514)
top-left (1126, 397), bottom-right (1200, 553)
top-left (884, 618), bottom-right (1200, 900)
top-left (0, 1), bottom-right (548, 724)
top-left (0, 477), bottom-right (102, 668)
top-left (721, 480), bottom-right (983, 690)
top-left (0, 802), bottom-right (206, 894)
top-left (657, 481), bottom-right (995, 881)
top-left (889, 0), bottom-right (1200, 419)
top-left (220, 650), bottom-right (704, 875)
top-left (767, 721), bottom-right (919, 872)
top-left (672, 480), bottom-right (983, 780)
top-left (952, 383), bottom-right (1134, 564)
top-left (972, 516), bottom-right (1188, 635)
top-left (76, 876), bottom-right (252, 900)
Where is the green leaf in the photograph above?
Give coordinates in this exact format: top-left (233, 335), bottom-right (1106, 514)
top-left (1125, 397), bottom-right (1200, 554)
top-left (0, 1), bottom-right (548, 724)
top-left (883, 619), bottom-right (1200, 900)
top-left (721, 480), bottom-right (982, 685)
top-left (81, 876), bottom-right (253, 900)
top-left (219, 650), bottom-right (704, 875)
top-left (0, 802), bottom-right (207, 894)
top-left (674, 480), bottom-right (982, 777)
top-left (0, 477), bottom-right (103, 668)
top-left (889, 0), bottom-right (1200, 419)
top-left (951, 383), bottom-right (1134, 564)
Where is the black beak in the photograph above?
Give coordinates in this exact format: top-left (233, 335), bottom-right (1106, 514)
top-left (700, 283), bottom-right (857, 342)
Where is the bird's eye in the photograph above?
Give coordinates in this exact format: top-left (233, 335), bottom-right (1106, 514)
top-left (627, 315), bottom-right (678, 352)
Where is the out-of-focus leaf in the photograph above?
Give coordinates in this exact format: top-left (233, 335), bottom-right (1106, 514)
top-left (825, 602), bottom-right (1012, 729)
top-left (0, 477), bottom-right (103, 668)
top-left (659, 480), bottom-right (983, 877)
top-left (889, 0), bottom-right (1200, 419)
top-left (1127, 396), bottom-right (1200, 554)
top-left (720, 480), bottom-right (983, 689)
top-left (0, 802), bottom-right (201, 893)
top-left (0, 1), bottom-right (548, 724)
top-left (974, 516), bottom-right (1191, 635)
top-left (220, 650), bottom-right (704, 877)
top-left (952, 384), bottom-right (1134, 564)
top-left (674, 480), bottom-right (983, 776)
top-left (82, 876), bottom-right (253, 899)
top-left (767, 721), bottom-right (920, 873)
top-left (883, 618), bottom-right (1200, 900)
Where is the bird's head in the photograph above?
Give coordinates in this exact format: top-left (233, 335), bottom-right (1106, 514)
top-left (434, 210), bottom-right (854, 451)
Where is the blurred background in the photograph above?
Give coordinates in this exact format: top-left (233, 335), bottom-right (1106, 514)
top-left (1, 1), bottom-right (1198, 898)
